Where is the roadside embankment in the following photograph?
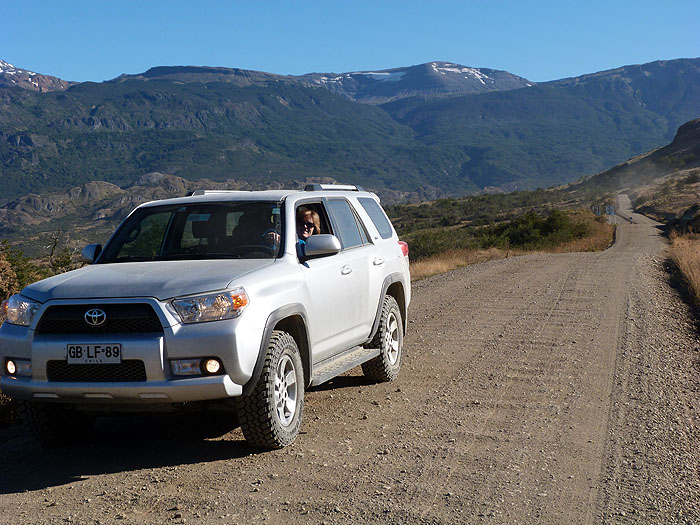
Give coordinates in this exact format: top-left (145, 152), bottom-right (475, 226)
top-left (669, 232), bottom-right (700, 307)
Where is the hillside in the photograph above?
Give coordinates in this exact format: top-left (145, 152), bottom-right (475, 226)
top-left (572, 116), bottom-right (700, 193)
top-left (0, 57), bottom-right (698, 204)
top-left (381, 58), bottom-right (700, 190)
top-left (575, 117), bottom-right (700, 224)
top-left (0, 79), bottom-right (468, 201)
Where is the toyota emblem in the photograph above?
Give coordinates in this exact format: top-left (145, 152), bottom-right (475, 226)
top-left (84, 308), bottom-right (107, 326)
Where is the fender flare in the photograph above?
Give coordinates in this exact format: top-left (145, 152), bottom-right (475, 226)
top-left (241, 303), bottom-right (310, 396)
top-left (365, 272), bottom-right (407, 345)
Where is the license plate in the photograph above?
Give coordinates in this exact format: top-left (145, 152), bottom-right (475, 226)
top-left (66, 344), bottom-right (122, 364)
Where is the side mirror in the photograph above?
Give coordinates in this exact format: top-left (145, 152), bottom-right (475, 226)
top-left (303, 234), bottom-right (341, 259)
top-left (81, 243), bottom-right (102, 263)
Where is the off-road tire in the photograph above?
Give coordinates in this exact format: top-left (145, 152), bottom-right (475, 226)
top-left (362, 295), bottom-right (403, 382)
top-left (18, 401), bottom-right (95, 447)
top-left (236, 331), bottom-right (304, 449)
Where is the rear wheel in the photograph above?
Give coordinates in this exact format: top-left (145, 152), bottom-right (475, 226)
top-left (362, 295), bottom-right (403, 382)
top-left (236, 331), bottom-right (304, 449)
top-left (18, 401), bottom-right (95, 447)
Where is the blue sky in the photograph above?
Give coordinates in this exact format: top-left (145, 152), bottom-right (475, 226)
top-left (4, 0), bottom-right (699, 83)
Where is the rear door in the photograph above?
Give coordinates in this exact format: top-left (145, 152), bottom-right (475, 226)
top-left (325, 198), bottom-right (381, 341)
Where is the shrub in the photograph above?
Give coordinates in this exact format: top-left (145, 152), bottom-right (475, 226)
top-left (404, 208), bottom-right (595, 261)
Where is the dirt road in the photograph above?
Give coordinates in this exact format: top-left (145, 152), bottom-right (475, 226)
top-left (1, 195), bottom-right (698, 524)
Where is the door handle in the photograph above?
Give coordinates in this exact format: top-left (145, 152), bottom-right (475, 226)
top-left (373, 257), bottom-right (385, 266)
top-left (341, 265), bottom-right (353, 275)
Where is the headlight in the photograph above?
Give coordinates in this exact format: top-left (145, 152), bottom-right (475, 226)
top-left (3, 295), bottom-right (41, 327)
top-left (170, 287), bottom-right (249, 324)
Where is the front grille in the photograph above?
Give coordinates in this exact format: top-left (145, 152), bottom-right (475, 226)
top-left (46, 360), bottom-right (147, 382)
top-left (36, 304), bottom-right (163, 335)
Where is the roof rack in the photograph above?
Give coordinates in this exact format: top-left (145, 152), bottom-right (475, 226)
top-left (304, 183), bottom-right (364, 192)
top-left (186, 190), bottom-right (243, 196)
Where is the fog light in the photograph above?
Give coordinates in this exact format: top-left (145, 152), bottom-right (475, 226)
top-left (5, 358), bottom-right (31, 377)
top-left (171, 359), bottom-right (202, 376)
top-left (203, 358), bottom-right (222, 375)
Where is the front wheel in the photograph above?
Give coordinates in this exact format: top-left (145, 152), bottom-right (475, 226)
top-left (362, 295), bottom-right (403, 382)
top-left (236, 331), bottom-right (304, 449)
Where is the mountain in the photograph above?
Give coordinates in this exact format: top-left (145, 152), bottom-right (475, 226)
top-left (300, 62), bottom-right (533, 104)
top-left (0, 57), bottom-right (698, 203)
top-left (110, 65), bottom-right (296, 87)
top-left (381, 58), bottom-right (700, 190)
top-left (109, 61), bottom-right (533, 104)
top-left (0, 76), bottom-right (462, 201)
top-left (0, 60), bottom-right (73, 92)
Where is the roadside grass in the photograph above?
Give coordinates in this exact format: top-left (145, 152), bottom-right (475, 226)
top-left (410, 247), bottom-right (514, 280)
top-left (669, 232), bottom-right (700, 306)
top-left (408, 209), bottom-right (615, 280)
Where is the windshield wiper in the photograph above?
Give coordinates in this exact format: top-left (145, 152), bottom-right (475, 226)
top-left (159, 252), bottom-right (239, 261)
top-left (101, 256), bottom-right (155, 263)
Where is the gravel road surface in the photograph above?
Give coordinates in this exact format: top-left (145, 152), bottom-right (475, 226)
top-left (1, 195), bottom-right (698, 524)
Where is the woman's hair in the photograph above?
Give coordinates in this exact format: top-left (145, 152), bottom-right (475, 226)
top-left (297, 208), bottom-right (321, 235)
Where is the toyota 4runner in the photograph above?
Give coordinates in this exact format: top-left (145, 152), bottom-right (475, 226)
top-left (0, 184), bottom-right (410, 449)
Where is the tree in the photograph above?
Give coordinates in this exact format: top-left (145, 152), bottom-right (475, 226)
top-left (0, 245), bottom-right (19, 302)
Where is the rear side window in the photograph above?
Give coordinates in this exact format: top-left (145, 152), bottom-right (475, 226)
top-left (358, 197), bottom-right (393, 239)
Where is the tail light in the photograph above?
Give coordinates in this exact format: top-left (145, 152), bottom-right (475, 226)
top-left (398, 241), bottom-right (409, 257)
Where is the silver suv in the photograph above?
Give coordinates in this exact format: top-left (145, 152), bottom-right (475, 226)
top-left (0, 185), bottom-right (410, 448)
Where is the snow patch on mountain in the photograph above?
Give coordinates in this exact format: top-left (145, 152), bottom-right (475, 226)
top-left (0, 59), bottom-right (72, 92)
top-left (354, 71), bottom-right (406, 82)
top-left (431, 62), bottom-right (491, 85)
top-left (0, 60), bottom-right (37, 76)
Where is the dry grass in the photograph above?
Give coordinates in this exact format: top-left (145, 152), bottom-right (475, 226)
top-left (410, 248), bottom-right (512, 280)
top-left (669, 232), bottom-right (700, 304)
top-left (410, 212), bottom-right (615, 281)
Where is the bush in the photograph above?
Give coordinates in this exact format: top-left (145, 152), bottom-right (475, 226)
top-left (404, 208), bottom-right (592, 261)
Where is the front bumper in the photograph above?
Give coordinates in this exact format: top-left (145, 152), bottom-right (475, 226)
top-left (0, 374), bottom-right (242, 403)
top-left (0, 296), bottom-right (264, 405)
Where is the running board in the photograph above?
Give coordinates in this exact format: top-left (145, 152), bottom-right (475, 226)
top-left (310, 346), bottom-right (380, 386)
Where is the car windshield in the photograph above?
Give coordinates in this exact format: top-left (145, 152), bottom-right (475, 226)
top-left (99, 201), bottom-right (283, 263)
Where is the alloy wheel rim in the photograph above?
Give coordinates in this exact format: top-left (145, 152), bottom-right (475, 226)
top-left (274, 354), bottom-right (297, 427)
top-left (384, 312), bottom-right (400, 365)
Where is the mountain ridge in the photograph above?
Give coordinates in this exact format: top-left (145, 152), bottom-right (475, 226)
top-left (0, 60), bottom-right (74, 92)
top-left (0, 56), bottom-right (698, 203)
top-left (106, 61), bottom-right (533, 103)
